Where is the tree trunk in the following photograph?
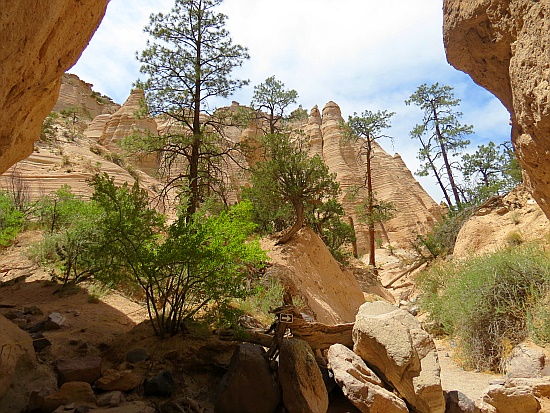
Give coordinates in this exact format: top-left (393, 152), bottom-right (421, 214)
top-left (366, 143), bottom-right (376, 273)
top-left (276, 200), bottom-right (304, 245)
top-left (348, 216), bottom-right (358, 258)
top-left (433, 108), bottom-right (461, 209)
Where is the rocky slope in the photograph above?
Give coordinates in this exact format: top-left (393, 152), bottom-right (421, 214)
top-left (0, 0), bottom-right (109, 175)
top-left (444, 0), bottom-right (550, 220)
top-left (454, 185), bottom-right (550, 258)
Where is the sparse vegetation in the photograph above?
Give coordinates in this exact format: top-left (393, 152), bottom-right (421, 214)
top-left (0, 191), bottom-right (25, 248)
top-left (417, 243), bottom-right (550, 372)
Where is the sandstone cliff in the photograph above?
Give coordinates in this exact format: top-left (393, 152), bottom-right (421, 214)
top-left (444, 0), bottom-right (550, 220)
top-left (53, 73), bottom-right (120, 119)
top-left (454, 185), bottom-right (550, 258)
top-left (0, 0), bottom-right (109, 175)
top-left (311, 102), bottom-right (442, 254)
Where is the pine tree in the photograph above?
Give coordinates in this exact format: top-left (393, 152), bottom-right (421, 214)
top-left (135, 0), bottom-right (249, 215)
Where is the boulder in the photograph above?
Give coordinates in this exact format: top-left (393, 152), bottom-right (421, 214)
top-left (278, 338), bottom-right (329, 413)
top-left (215, 343), bottom-right (281, 413)
top-left (56, 356), bottom-right (102, 385)
top-left (352, 301), bottom-right (445, 413)
top-left (45, 312), bottom-right (66, 330)
top-left (503, 342), bottom-right (546, 379)
top-left (94, 368), bottom-right (144, 392)
top-left (0, 314), bottom-right (36, 400)
top-left (482, 382), bottom-right (540, 413)
top-left (444, 390), bottom-right (478, 413)
top-left (42, 381), bottom-right (96, 413)
top-left (144, 370), bottom-right (175, 398)
top-left (97, 391), bottom-right (126, 408)
top-left (126, 348), bottom-right (150, 364)
top-left (327, 343), bottom-right (408, 413)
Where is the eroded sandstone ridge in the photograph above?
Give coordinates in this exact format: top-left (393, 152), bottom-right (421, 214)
top-left (0, 0), bottom-right (109, 175)
top-left (310, 102), bottom-right (442, 253)
top-left (444, 0), bottom-right (550, 219)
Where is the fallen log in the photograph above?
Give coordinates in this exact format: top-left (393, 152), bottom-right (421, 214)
top-left (218, 305), bottom-right (354, 351)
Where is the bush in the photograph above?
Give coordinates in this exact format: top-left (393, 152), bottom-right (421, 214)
top-left (89, 174), bottom-right (267, 338)
top-left (417, 244), bottom-right (550, 372)
top-left (0, 191), bottom-right (24, 248)
top-left (412, 207), bottom-right (475, 261)
top-left (30, 186), bottom-right (102, 286)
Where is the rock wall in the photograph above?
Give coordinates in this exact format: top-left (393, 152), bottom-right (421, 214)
top-left (444, 0), bottom-right (550, 219)
top-left (0, 0), bottom-right (109, 175)
top-left (454, 185), bottom-right (550, 258)
top-left (310, 101), bottom-right (442, 253)
top-left (54, 73), bottom-right (120, 119)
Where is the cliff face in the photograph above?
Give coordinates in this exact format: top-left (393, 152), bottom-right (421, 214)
top-left (444, 0), bottom-right (550, 219)
top-left (310, 102), bottom-right (442, 253)
top-left (0, 0), bottom-right (108, 175)
top-left (54, 73), bottom-right (120, 119)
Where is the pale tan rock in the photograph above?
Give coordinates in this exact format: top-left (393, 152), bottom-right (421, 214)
top-left (353, 301), bottom-right (445, 413)
top-left (263, 227), bottom-right (365, 324)
top-left (100, 89), bottom-right (158, 149)
top-left (444, 0), bottom-right (550, 220)
top-left (94, 369), bottom-right (144, 392)
top-left (43, 381), bottom-right (96, 412)
top-left (327, 343), bottom-right (409, 413)
top-left (53, 73), bottom-right (120, 119)
top-left (454, 185), bottom-right (550, 258)
top-left (305, 105), bottom-right (323, 157)
top-left (482, 383), bottom-right (540, 413)
top-left (84, 114), bottom-right (113, 140)
top-left (278, 338), bottom-right (329, 413)
top-left (0, 0), bottom-right (109, 174)
top-left (0, 315), bottom-right (36, 400)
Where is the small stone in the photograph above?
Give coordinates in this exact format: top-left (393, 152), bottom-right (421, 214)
top-left (45, 312), bottom-right (66, 330)
top-left (30, 332), bottom-right (52, 352)
top-left (56, 357), bottom-right (102, 385)
top-left (24, 306), bottom-right (43, 315)
top-left (28, 320), bottom-right (46, 333)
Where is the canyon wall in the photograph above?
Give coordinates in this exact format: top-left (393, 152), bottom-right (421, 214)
top-left (444, 0), bottom-right (550, 219)
top-left (0, 0), bottom-right (109, 175)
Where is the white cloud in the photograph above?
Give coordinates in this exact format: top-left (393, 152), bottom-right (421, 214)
top-left (70, 0), bottom-right (510, 203)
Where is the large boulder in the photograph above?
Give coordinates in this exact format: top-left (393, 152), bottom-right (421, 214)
top-left (444, 0), bottom-right (550, 220)
top-left (482, 382), bottom-right (540, 413)
top-left (278, 338), bottom-right (329, 413)
top-left (0, 314), bottom-right (36, 400)
top-left (215, 344), bottom-right (281, 413)
top-left (352, 301), bottom-right (445, 413)
top-left (56, 356), bottom-right (102, 385)
top-left (327, 343), bottom-right (408, 413)
top-left (0, 0), bottom-right (109, 174)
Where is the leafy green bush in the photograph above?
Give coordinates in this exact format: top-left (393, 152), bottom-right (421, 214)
top-left (237, 276), bottom-right (285, 325)
top-left (89, 174), bottom-right (267, 338)
top-left (417, 244), bottom-right (550, 372)
top-left (0, 191), bottom-right (24, 248)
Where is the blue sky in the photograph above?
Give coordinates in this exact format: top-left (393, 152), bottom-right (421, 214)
top-left (71, 0), bottom-right (512, 202)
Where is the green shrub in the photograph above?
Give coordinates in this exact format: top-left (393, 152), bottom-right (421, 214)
top-left (0, 191), bottom-right (24, 248)
top-left (237, 277), bottom-right (285, 325)
top-left (417, 244), bottom-right (550, 372)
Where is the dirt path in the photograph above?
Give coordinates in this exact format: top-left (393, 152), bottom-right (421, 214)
top-left (436, 339), bottom-right (503, 401)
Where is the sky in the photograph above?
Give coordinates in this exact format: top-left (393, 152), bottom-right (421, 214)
top-left (70, 0), bottom-right (512, 203)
